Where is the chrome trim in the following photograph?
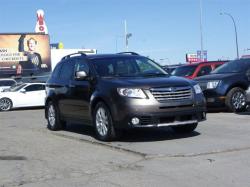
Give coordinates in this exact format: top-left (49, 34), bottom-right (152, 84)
top-left (132, 120), bottom-right (198, 128)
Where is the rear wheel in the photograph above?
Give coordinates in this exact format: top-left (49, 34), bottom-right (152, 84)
top-left (226, 87), bottom-right (246, 113)
top-left (46, 101), bottom-right (66, 130)
top-left (93, 102), bottom-right (119, 141)
top-left (0, 98), bottom-right (12, 111)
top-left (172, 123), bottom-right (198, 133)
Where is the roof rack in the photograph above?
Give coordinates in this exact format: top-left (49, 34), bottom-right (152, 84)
top-left (61, 52), bottom-right (87, 60)
top-left (117, 52), bottom-right (140, 56)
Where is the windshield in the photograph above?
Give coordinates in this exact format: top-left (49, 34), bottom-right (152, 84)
top-left (8, 84), bottom-right (27, 92)
top-left (172, 65), bottom-right (197, 77)
top-left (91, 57), bottom-right (167, 78)
top-left (211, 59), bottom-right (248, 74)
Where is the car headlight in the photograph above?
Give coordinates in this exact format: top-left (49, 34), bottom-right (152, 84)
top-left (193, 84), bottom-right (202, 94)
top-left (207, 81), bottom-right (220, 89)
top-left (117, 88), bottom-right (147, 99)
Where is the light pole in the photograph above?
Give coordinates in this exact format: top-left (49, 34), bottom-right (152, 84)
top-left (124, 20), bottom-right (132, 51)
top-left (199, 0), bottom-right (204, 62)
top-left (220, 12), bottom-right (239, 59)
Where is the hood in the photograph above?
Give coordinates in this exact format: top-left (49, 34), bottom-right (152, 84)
top-left (100, 75), bottom-right (194, 89)
top-left (195, 72), bottom-right (240, 81)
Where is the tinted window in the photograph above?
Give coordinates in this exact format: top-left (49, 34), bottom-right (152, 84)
top-left (0, 80), bottom-right (16, 86)
top-left (52, 63), bottom-right (62, 78)
top-left (212, 59), bottom-right (250, 74)
top-left (172, 65), bottom-right (197, 76)
top-left (60, 60), bottom-right (75, 81)
top-left (197, 66), bottom-right (212, 77)
top-left (25, 84), bottom-right (45, 92)
top-left (74, 58), bottom-right (89, 74)
top-left (214, 64), bottom-right (222, 69)
top-left (92, 57), bottom-right (166, 77)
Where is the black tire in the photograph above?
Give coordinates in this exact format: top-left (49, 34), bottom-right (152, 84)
top-left (172, 123), bottom-right (198, 133)
top-left (46, 101), bottom-right (66, 131)
top-left (93, 102), bottom-right (119, 141)
top-left (0, 98), bottom-right (13, 111)
top-left (225, 87), bottom-right (246, 113)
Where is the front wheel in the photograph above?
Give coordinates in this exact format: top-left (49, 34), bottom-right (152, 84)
top-left (46, 101), bottom-right (66, 131)
top-left (93, 102), bottom-right (119, 141)
top-left (0, 98), bottom-right (12, 111)
top-left (226, 87), bottom-right (246, 113)
top-left (172, 123), bottom-right (198, 133)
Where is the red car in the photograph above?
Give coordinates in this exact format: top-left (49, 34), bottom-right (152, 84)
top-left (171, 61), bottom-right (228, 79)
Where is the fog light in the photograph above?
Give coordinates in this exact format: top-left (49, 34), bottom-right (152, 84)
top-left (131, 117), bottom-right (140, 125)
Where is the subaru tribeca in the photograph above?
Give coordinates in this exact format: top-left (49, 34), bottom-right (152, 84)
top-left (45, 52), bottom-right (206, 141)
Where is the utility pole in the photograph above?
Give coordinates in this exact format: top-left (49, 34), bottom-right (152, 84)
top-left (199, 0), bottom-right (204, 62)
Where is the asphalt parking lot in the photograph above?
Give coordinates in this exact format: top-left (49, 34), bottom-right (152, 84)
top-left (0, 109), bottom-right (250, 187)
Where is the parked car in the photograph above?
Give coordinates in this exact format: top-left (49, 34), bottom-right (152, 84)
top-left (45, 52), bottom-right (206, 141)
top-left (0, 83), bottom-right (46, 111)
top-left (172, 61), bottom-right (228, 79)
top-left (161, 64), bottom-right (184, 74)
top-left (195, 58), bottom-right (250, 112)
top-left (0, 79), bottom-right (17, 92)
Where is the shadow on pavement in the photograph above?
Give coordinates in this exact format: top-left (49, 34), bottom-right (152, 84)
top-left (65, 123), bottom-right (201, 143)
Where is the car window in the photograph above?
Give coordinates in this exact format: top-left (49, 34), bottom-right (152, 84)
top-left (74, 58), bottom-right (89, 74)
top-left (52, 62), bottom-right (63, 79)
top-left (60, 60), bottom-right (75, 81)
top-left (25, 84), bottom-right (45, 92)
top-left (92, 57), bottom-right (166, 77)
top-left (0, 80), bottom-right (16, 86)
top-left (197, 66), bottom-right (212, 77)
top-left (214, 64), bottom-right (222, 69)
top-left (172, 65), bottom-right (197, 77)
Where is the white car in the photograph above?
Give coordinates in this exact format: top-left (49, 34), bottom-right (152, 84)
top-left (0, 83), bottom-right (46, 111)
top-left (0, 79), bottom-right (17, 92)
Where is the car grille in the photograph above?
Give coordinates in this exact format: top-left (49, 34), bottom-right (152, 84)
top-left (150, 86), bottom-right (193, 102)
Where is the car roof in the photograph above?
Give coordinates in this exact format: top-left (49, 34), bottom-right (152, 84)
top-left (180, 61), bottom-right (228, 68)
top-left (0, 78), bottom-right (16, 82)
top-left (86, 53), bottom-right (142, 60)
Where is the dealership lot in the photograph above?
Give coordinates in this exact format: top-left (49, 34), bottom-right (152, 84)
top-left (0, 109), bottom-right (250, 186)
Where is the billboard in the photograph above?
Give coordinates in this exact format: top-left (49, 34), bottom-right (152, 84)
top-left (0, 33), bottom-right (51, 78)
top-left (186, 53), bottom-right (198, 63)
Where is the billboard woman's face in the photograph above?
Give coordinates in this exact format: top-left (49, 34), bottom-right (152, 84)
top-left (28, 39), bottom-right (36, 51)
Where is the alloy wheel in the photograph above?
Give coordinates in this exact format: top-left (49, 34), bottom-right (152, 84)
top-left (48, 104), bottom-right (56, 127)
top-left (0, 98), bottom-right (12, 111)
top-left (96, 107), bottom-right (109, 137)
top-left (232, 91), bottom-right (246, 110)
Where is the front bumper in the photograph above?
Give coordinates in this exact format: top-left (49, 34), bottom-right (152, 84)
top-left (111, 92), bottom-right (206, 129)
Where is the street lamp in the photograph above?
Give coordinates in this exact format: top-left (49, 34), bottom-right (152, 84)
top-left (124, 20), bottom-right (132, 51)
top-left (220, 12), bottom-right (239, 59)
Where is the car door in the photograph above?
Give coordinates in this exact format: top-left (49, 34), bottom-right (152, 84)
top-left (22, 84), bottom-right (46, 107)
top-left (68, 57), bottom-right (92, 123)
top-left (196, 65), bottom-right (212, 77)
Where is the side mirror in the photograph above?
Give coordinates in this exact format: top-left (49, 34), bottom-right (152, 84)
top-left (75, 71), bottom-right (88, 80)
top-left (20, 88), bottom-right (26, 93)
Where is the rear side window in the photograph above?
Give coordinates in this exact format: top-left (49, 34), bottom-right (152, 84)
top-left (197, 66), bottom-right (212, 77)
top-left (52, 63), bottom-right (63, 79)
top-left (25, 84), bottom-right (45, 92)
top-left (0, 80), bottom-right (16, 86)
top-left (60, 60), bottom-right (75, 81)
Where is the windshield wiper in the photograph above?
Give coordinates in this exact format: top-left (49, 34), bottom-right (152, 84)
top-left (142, 73), bottom-right (167, 77)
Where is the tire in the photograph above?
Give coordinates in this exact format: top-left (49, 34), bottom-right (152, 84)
top-left (225, 87), bottom-right (246, 113)
top-left (0, 98), bottom-right (13, 111)
top-left (46, 101), bottom-right (66, 131)
top-left (93, 102), bottom-right (119, 141)
top-left (172, 123), bottom-right (198, 133)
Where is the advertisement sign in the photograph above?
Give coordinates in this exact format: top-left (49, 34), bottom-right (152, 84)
top-left (186, 53), bottom-right (198, 63)
top-left (0, 33), bottom-right (51, 78)
top-left (197, 50), bottom-right (207, 62)
top-left (35, 9), bottom-right (48, 34)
